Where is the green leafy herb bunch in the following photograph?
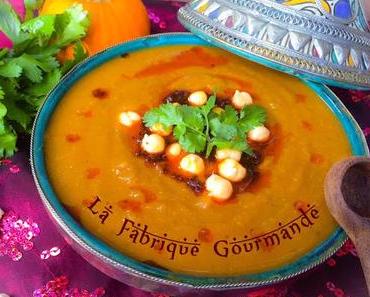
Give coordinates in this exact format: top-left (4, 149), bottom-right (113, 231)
top-left (0, 0), bottom-right (89, 156)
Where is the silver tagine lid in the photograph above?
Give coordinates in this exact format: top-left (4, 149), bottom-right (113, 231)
top-left (178, 0), bottom-right (370, 89)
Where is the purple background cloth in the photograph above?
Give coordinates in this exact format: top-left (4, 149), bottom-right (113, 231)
top-left (1, 1), bottom-right (370, 296)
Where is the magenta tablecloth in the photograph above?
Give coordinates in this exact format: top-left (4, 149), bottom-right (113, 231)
top-left (1, 1), bottom-right (370, 296)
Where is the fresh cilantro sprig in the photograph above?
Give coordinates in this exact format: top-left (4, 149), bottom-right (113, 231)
top-left (143, 94), bottom-right (267, 157)
top-left (0, 1), bottom-right (89, 157)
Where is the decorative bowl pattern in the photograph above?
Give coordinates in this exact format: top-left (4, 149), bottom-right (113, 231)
top-left (178, 0), bottom-right (370, 89)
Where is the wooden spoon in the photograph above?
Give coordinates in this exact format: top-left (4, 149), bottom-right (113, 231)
top-left (325, 157), bottom-right (370, 295)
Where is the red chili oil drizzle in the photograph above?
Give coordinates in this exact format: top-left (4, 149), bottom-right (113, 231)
top-left (263, 123), bottom-right (285, 164)
top-left (198, 228), bottom-right (213, 243)
top-left (301, 120), bottom-right (313, 131)
top-left (310, 153), bottom-right (325, 165)
top-left (66, 134), bottom-right (81, 143)
top-left (118, 199), bottom-right (142, 212)
top-left (133, 47), bottom-right (228, 78)
top-left (295, 93), bottom-right (307, 103)
top-left (129, 185), bottom-right (158, 203)
top-left (86, 168), bottom-right (101, 179)
top-left (92, 88), bottom-right (109, 100)
top-left (76, 110), bottom-right (93, 118)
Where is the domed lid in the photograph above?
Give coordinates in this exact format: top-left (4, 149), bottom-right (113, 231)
top-left (178, 0), bottom-right (370, 89)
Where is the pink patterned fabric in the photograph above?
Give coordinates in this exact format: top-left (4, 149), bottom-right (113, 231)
top-left (0, 211), bottom-right (40, 261)
top-left (32, 276), bottom-right (105, 297)
top-left (0, 1), bottom-right (370, 296)
top-left (6, 0), bottom-right (25, 19)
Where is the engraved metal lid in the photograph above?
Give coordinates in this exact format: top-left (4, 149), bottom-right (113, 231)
top-left (178, 0), bottom-right (370, 89)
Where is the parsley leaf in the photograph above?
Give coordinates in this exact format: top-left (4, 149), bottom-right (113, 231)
top-left (200, 94), bottom-right (215, 141)
top-left (220, 105), bottom-right (239, 124)
top-left (0, 127), bottom-right (17, 157)
top-left (210, 117), bottom-right (238, 140)
top-left (54, 4), bottom-right (89, 47)
top-left (179, 105), bottom-right (204, 132)
top-left (178, 130), bottom-right (206, 154)
top-left (207, 104), bottom-right (249, 156)
top-left (21, 15), bottom-right (56, 42)
top-left (3, 95), bottom-right (32, 130)
top-left (0, 102), bottom-right (7, 134)
top-left (0, 60), bottom-right (23, 78)
top-left (26, 68), bottom-right (61, 98)
top-left (0, 86), bottom-right (4, 100)
top-left (200, 94), bottom-right (216, 115)
top-left (173, 124), bottom-right (186, 139)
top-left (143, 103), bottom-right (182, 128)
top-left (14, 54), bottom-right (44, 82)
top-left (143, 94), bottom-right (268, 157)
top-left (239, 105), bottom-right (267, 132)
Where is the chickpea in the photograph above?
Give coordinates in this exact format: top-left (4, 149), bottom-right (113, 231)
top-left (215, 149), bottom-right (242, 161)
top-left (150, 122), bottom-right (173, 136)
top-left (141, 134), bottom-right (165, 154)
top-left (218, 158), bottom-right (247, 182)
top-left (0, 207), bottom-right (3, 220)
top-left (212, 107), bottom-right (224, 115)
top-left (232, 90), bottom-right (253, 109)
top-left (179, 154), bottom-right (205, 175)
top-left (166, 142), bottom-right (182, 157)
top-left (206, 174), bottom-right (233, 201)
top-left (119, 111), bottom-right (141, 127)
top-left (248, 126), bottom-right (271, 142)
top-left (188, 91), bottom-right (208, 106)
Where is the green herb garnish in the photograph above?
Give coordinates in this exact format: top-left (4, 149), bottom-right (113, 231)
top-left (143, 94), bottom-right (267, 157)
top-left (0, 2), bottom-right (89, 157)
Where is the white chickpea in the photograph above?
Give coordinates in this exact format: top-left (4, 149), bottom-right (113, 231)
top-left (0, 208), bottom-right (3, 220)
top-left (179, 154), bottom-right (205, 175)
top-left (0, 294), bottom-right (10, 297)
top-left (119, 111), bottom-right (141, 127)
top-left (141, 133), bottom-right (165, 154)
top-left (206, 174), bottom-right (233, 201)
top-left (150, 122), bottom-right (173, 136)
top-left (166, 142), bottom-right (182, 157)
top-left (215, 149), bottom-right (242, 161)
top-left (248, 126), bottom-right (271, 142)
top-left (218, 158), bottom-right (247, 182)
top-left (232, 90), bottom-right (253, 109)
top-left (188, 91), bottom-right (208, 106)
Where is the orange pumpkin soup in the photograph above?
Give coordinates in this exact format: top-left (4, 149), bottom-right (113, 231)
top-left (44, 45), bottom-right (351, 276)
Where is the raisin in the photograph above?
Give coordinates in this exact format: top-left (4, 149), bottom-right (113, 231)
top-left (163, 90), bottom-right (190, 105)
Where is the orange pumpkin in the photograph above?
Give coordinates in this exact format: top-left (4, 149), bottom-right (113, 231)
top-left (41, 0), bottom-right (151, 55)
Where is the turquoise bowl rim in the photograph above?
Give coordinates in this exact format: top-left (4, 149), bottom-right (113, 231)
top-left (31, 33), bottom-right (369, 289)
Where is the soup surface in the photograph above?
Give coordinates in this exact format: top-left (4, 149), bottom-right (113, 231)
top-left (44, 45), bottom-right (352, 276)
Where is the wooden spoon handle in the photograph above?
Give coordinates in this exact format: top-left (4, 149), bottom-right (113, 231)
top-left (325, 157), bottom-right (370, 295)
top-left (353, 237), bottom-right (370, 296)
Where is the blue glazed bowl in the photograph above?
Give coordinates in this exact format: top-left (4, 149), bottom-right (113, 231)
top-left (31, 33), bottom-right (369, 295)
